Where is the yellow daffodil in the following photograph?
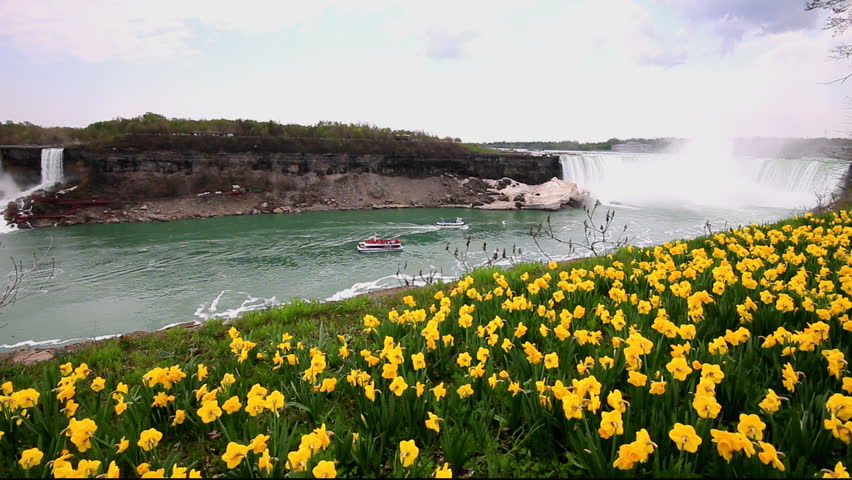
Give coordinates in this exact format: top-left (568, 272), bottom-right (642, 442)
top-left (221, 442), bottom-right (249, 469)
top-left (222, 396), bottom-right (242, 414)
top-left (106, 461), bottom-right (120, 478)
top-left (669, 423), bottom-right (702, 453)
top-left (141, 468), bottom-right (166, 478)
top-left (171, 409), bottom-right (186, 426)
top-left (757, 441), bottom-right (786, 471)
top-left (116, 436), bottom-right (129, 453)
top-left (77, 459), bottom-right (101, 477)
top-left (431, 382), bottom-right (447, 401)
top-left (399, 439), bottom-right (419, 467)
top-left (411, 352), bottom-right (426, 370)
top-left (434, 462), bottom-right (453, 478)
top-left (693, 394), bottom-right (722, 419)
top-left (90, 377), bottom-right (106, 392)
top-left (286, 447), bottom-right (311, 471)
top-left (666, 357), bottom-right (693, 381)
top-left (628, 371), bottom-right (648, 387)
top-left (197, 400), bottom-right (222, 423)
top-left (137, 428), bottom-right (163, 451)
top-left (19, 447), bottom-right (43, 469)
top-left (258, 448), bottom-right (274, 473)
top-left (114, 398), bottom-right (128, 416)
top-left (313, 460), bottom-right (337, 478)
top-left (737, 413), bottom-right (766, 441)
top-left (247, 434), bottom-right (270, 454)
top-left (151, 391), bottom-right (176, 408)
top-left (820, 461), bottom-right (849, 478)
top-left (11, 388), bottom-right (39, 409)
top-left (759, 389), bottom-right (784, 415)
top-left (598, 410), bottom-right (624, 439)
top-left (425, 412), bottom-right (443, 433)
top-left (66, 417), bottom-right (98, 452)
top-left (389, 376), bottom-right (408, 397)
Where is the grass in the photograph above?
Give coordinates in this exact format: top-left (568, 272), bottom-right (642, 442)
top-left (461, 143), bottom-right (505, 154)
top-left (1, 209), bottom-right (851, 478)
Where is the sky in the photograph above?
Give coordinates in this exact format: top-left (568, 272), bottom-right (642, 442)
top-left (1, 0), bottom-right (851, 142)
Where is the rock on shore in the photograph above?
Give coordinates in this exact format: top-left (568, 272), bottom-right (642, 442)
top-left (479, 177), bottom-right (585, 211)
top-left (17, 173), bottom-right (584, 228)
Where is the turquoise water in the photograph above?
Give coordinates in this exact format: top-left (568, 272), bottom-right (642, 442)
top-left (0, 204), bottom-right (802, 350)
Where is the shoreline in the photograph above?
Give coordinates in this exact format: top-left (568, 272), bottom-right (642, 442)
top-left (15, 173), bottom-right (583, 229)
top-left (0, 283), bottom-right (422, 364)
top-left (0, 173), bottom-right (584, 361)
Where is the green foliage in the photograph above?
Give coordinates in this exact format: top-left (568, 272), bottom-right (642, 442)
top-left (480, 138), bottom-right (670, 152)
top-left (0, 114), bottom-right (458, 147)
top-left (0, 120), bottom-right (83, 146)
top-left (460, 143), bottom-right (503, 154)
top-left (4, 210), bottom-right (852, 478)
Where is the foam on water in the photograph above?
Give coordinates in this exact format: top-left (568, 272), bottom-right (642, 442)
top-left (324, 273), bottom-right (457, 302)
top-left (193, 290), bottom-right (280, 321)
top-left (0, 333), bottom-right (121, 350)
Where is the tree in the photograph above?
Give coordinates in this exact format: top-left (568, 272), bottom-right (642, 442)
top-left (806, 0), bottom-right (852, 83)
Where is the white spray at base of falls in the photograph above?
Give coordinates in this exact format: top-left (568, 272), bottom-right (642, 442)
top-left (0, 148), bottom-right (66, 233)
top-left (560, 140), bottom-right (849, 210)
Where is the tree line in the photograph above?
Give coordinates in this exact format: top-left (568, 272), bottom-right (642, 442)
top-left (0, 113), bottom-right (463, 146)
top-left (481, 138), bottom-right (671, 152)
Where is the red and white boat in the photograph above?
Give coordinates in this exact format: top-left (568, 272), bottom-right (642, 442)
top-left (357, 235), bottom-right (403, 253)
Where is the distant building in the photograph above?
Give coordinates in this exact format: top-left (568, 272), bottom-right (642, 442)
top-left (612, 142), bottom-right (653, 153)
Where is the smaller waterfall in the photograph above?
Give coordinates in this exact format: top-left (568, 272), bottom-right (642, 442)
top-left (40, 148), bottom-right (64, 187)
top-left (0, 147), bottom-right (66, 234)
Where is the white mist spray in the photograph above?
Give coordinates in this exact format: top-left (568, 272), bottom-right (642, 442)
top-left (560, 138), bottom-right (847, 210)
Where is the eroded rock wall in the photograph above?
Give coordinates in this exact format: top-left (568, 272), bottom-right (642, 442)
top-left (60, 149), bottom-right (562, 199)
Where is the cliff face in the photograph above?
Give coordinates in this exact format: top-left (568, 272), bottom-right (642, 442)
top-left (59, 149), bottom-right (562, 199)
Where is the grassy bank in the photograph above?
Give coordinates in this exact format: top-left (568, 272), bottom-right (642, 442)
top-left (1, 210), bottom-right (851, 478)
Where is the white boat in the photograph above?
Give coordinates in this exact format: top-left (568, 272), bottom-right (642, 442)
top-left (357, 235), bottom-right (404, 253)
top-left (435, 217), bottom-right (466, 229)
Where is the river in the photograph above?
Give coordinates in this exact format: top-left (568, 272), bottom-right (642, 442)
top-left (0, 150), bottom-right (847, 350)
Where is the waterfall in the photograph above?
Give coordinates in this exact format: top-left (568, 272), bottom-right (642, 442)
top-left (40, 148), bottom-right (64, 187)
top-left (0, 147), bottom-right (65, 233)
top-left (560, 152), bottom-right (849, 210)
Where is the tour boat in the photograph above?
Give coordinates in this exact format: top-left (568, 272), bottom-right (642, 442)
top-left (357, 235), bottom-right (404, 253)
top-left (435, 217), bottom-right (466, 229)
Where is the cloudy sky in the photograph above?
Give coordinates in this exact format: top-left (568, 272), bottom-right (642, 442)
top-left (1, 0), bottom-right (851, 142)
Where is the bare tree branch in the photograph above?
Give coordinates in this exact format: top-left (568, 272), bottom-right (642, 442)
top-left (445, 236), bottom-right (522, 274)
top-left (395, 261), bottom-right (441, 287)
top-left (806, 0), bottom-right (852, 83)
top-left (529, 200), bottom-right (631, 260)
top-left (0, 237), bottom-right (55, 328)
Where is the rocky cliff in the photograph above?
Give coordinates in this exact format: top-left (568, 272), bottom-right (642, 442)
top-left (59, 149), bottom-right (562, 199)
top-left (0, 146), bottom-right (572, 227)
